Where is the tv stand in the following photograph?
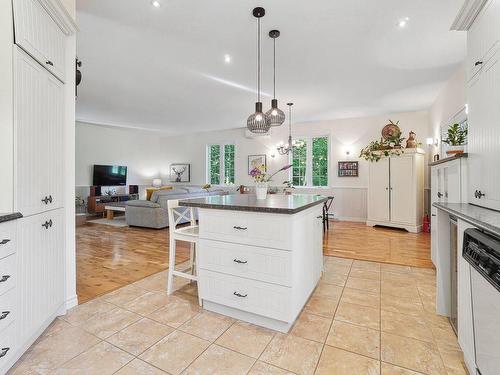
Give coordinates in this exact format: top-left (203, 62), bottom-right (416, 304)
top-left (87, 193), bottom-right (139, 214)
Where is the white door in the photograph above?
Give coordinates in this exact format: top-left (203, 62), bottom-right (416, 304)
top-left (17, 209), bottom-right (65, 345)
top-left (468, 51), bottom-right (500, 210)
top-left (368, 157), bottom-right (390, 222)
top-left (390, 156), bottom-right (414, 224)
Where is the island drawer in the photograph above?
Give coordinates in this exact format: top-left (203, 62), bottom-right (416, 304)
top-left (0, 322), bottom-right (17, 373)
top-left (0, 255), bottom-right (15, 297)
top-left (198, 239), bottom-right (292, 286)
top-left (198, 210), bottom-right (292, 250)
top-left (0, 288), bottom-right (15, 333)
top-left (0, 222), bottom-right (16, 260)
top-left (199, 269), bottom-right (292, 322)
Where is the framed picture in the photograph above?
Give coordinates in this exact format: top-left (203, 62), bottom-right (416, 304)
top-left (170, 163), bottom-right (190, 182)
top-left (338, 161), bottom-right (359, 177)
top-left (248, 154), bottom-right (267, 175)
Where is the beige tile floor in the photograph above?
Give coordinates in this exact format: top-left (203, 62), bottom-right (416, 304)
top-left (8, 257), bottom-right (469, 375)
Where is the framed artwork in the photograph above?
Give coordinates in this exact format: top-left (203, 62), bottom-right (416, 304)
top-left (170, 163), bottom-right (190, 182)
top-left (248, 154), bottom-right (267, 175)
top-left (338, 161), bottom-right (359, 177)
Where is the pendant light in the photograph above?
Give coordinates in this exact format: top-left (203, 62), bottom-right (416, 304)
top-left (247, 7), bottom-right (271, 134)
top-left (277, 103), bottom-right (304, 155)
top-left (265, 30), bottom-right (285, 127)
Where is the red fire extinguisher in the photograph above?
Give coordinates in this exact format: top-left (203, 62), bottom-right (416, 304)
top-left (423, 214), bottom-right (430, 233)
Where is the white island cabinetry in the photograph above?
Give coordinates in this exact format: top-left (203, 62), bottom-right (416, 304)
top-left (181, 195), bottom-right (325, 332)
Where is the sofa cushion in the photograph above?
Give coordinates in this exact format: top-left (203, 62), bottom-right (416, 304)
top-left (126, 200), bottom-right (161, 209)
top-left (183, 186), bottom-right (207, 194)
top-left (150, 188), bottom-right (189, 203)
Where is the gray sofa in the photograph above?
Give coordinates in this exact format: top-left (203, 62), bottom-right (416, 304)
top-left (125, 186), bottom-right (229, 229)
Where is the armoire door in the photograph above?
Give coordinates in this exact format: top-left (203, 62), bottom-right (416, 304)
top-left (16, 209), bottom-right (64, 345)
top-left (390, 156), bottom-right (414, 224)
top-left (368, 157), bottom-right (390, 222)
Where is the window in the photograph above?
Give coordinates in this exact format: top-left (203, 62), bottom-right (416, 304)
top-left (290, 136), bottom-right (329, 187)
top-left (207, 143), bottom-right (235, 185)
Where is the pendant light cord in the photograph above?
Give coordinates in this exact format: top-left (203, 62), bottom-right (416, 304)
top-left (273, 38), bottom-right (276, 99)
top-left (257, 17), bottom-right (261, 104)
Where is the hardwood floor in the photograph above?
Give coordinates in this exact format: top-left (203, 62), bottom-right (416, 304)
top-left (324, 221), bottom-right (433, 268)
top-left (76, 219), bottom-right (432, 304)
top-left (76, 222), bottom-right (190, 303)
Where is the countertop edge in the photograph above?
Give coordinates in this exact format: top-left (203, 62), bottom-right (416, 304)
top-left (433, 203), bottom-right (500, 236)
top-left (180, 197), bottom-right (328, 214)
top-left (428, 153), bottom-right (468, 167)
top-left (0, 212), bottom-right (23, 223)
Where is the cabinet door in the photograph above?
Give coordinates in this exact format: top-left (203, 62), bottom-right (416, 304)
top-left (468, 51), bottom-right (500, 210)
top-left (13, 0), bottom-right (66, 82)
top-left (17, 209), bottom-right (65, 345)
top-left (368, 158), bottom-right (390, 222)
top-left (390, 156), bottom-right (414, 224)
top-left (14, 48), bottom-right (48, 216)
top-left (443, 160), bottom-right (461, 203)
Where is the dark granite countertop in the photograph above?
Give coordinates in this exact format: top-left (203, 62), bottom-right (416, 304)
top-left (0, 212), bottom-right (23, 223)
top-left (179, 194), bottom-right (327, 214)
top-left (429, 153), bottom-right (467, 166)
top-left (433, 203), bottom-right (500, 237)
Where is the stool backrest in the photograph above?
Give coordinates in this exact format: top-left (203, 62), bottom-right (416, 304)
top-left (167, 199), bottom-right (196, 233)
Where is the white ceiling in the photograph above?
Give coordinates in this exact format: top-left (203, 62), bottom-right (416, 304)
top-left (76, 0), bottom-right (466, 135)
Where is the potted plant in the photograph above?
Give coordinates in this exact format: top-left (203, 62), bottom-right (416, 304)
top-left (443, 123), bottom-right (467, 155)
top-left (250, 164), bottom-right (292, 199)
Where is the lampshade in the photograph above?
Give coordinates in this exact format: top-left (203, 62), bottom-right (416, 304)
top-left (247, 102), bottom-right (271, 134)
top-left (152, 178), bottom-right (162, 187)
top-left (265, 99), bottom-right (285, 127)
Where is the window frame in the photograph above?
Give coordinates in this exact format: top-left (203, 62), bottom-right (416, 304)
top-left (206, 142), bottom-right (236, 185)
top-left (288, 135), bottom-right (330, 188)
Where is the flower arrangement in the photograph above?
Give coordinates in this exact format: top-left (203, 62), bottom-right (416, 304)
top-left (250, 164), bottom-right (292, 183)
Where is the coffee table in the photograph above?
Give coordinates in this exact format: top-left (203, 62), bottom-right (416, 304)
top-left (104, 202), bottom-right (127, 220)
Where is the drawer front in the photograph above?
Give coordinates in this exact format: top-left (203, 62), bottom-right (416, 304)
top-left (0, 222), bottom-right (16, 260)
top-left (0, 288), bottom-right (15, 333)
top-left (0, 255), bottom-right (16, 297)
top-left (199, 269), bottom-right (292, 322)
top-left (0, 322), bottom-right (17, 373)
top-left (198, 239), bottom-right (292, 286)
top-left (199, 210), bottom-right (292, 250)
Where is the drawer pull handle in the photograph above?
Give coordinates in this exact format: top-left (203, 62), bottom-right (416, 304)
top-left (474, 190), bottom-right (485, 199)
top-left (42, 196), bottom-right (50, 204)
top-left (475, 61), bottom-right (483, 66)
top-left (233, 259), bottom-right (248, 264)
top-left (48, 195), bottom-right (53, 203)
top-left (233, 292), bottom-right (247, 298)
top-left (0, 275), bottom-right (10, 283)
top-left (45, 60), bottom-right (54, 66)
top-left (233, 226), bottom-right (247, 230)
top-left (0, 347), bottom-right (9, 358)
top-left (316, 215), bottom-right (323, 219)
top-left (0, 239), bottom-right (10, 245)
top-left (0, 311), bottom-right (9, 320)
top-left (437, 192), bottom-right (443, 198)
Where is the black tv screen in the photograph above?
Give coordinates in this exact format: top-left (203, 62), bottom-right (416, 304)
top-left (93, 165), bottom-right (127, 186)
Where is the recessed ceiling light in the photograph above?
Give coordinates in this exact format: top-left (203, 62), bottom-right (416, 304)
top-left (398, 17), bottom-right (410, 28)
top-left (151, 0), bottom-right (161, 8)
top-left (224, 54), bottom-right (231, 64)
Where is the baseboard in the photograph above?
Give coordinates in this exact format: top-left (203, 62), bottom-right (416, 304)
top-left (334, 216), bottom-right (367, 223)
top-left (65, 294), bottom-right (78, 310)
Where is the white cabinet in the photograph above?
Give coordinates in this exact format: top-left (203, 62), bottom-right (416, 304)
top-left (467, 0), bottom-right (500, 211)
top-left (13, 0), bottom-right (67, 81)
top-left (16, 209), bottom-right (65, 347)
top-left (14, 47), bottom-right (64, 217)
top-left (367, 149), bottom-right (425, 233)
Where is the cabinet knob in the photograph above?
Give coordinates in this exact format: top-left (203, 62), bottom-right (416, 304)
top-left (0, 275), bottom-right (10, 283)
top-left (0, 347), bottom-right (9, 358)
top-left (233, 226), bottom-right (247, 230)
top-left (42, 196), bottom-right (50, 204)
top-left (0, 239), bottom-right (10, 245)
top-left (474, 190), bottom-right (486, 199)
top-left (475, 61), bottom-right (483, 67)
top-left (41, 220), bottom-right (53, 229)
top-left (0, 311), bottom-right (10, 320)
top-left (437, 192), bottom-right (443, 198)
top-left (48, 195), bottom-right (53, 203)
top-left (233, 291), bottom-right (248, 298)
top-left (45, 60), bottom-right (54, 66)
top-left (233, 259), bottom-right (248, 264)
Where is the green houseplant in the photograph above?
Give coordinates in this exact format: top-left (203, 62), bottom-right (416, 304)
top-left (443, 123), bottom-right (467, 155)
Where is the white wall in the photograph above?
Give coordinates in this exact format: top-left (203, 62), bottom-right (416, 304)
top-left (76, 122), bottom-right (167, 186)
top-left (158, 110), bottom-right (432, 221)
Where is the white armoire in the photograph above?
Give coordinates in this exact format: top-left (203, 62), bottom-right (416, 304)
top-left (0, 0), bottom-right (76, 373)
top-left (366, 149), bottom-right (425, 233)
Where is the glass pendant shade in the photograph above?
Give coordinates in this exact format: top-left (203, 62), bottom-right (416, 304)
top-left (247, 102), bottom-right (271, 134)
top-left (266, 99), bottom-right (285, 127)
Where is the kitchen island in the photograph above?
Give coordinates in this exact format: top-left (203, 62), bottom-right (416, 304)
top-left (179, 194), bottom-right (327, 332)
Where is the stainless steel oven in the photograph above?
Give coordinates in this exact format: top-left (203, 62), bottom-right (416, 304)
top-left (463, 229), bottom-right (500, 375)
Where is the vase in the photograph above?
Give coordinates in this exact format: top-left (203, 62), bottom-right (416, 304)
top-left (446, 145), bottom-right (465, 155)
top-left (255, 182), bottom-right (268, 200)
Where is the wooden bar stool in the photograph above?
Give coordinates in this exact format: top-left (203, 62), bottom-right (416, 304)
top-left (166, 199), bottom-right (201, 305)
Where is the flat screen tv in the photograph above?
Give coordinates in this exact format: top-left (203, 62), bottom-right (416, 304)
top-left (92, 165), bottom-right (127, 186)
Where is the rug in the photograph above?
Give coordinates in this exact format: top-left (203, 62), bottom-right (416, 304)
top-left (87, 216), bottom-right (128, 228)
